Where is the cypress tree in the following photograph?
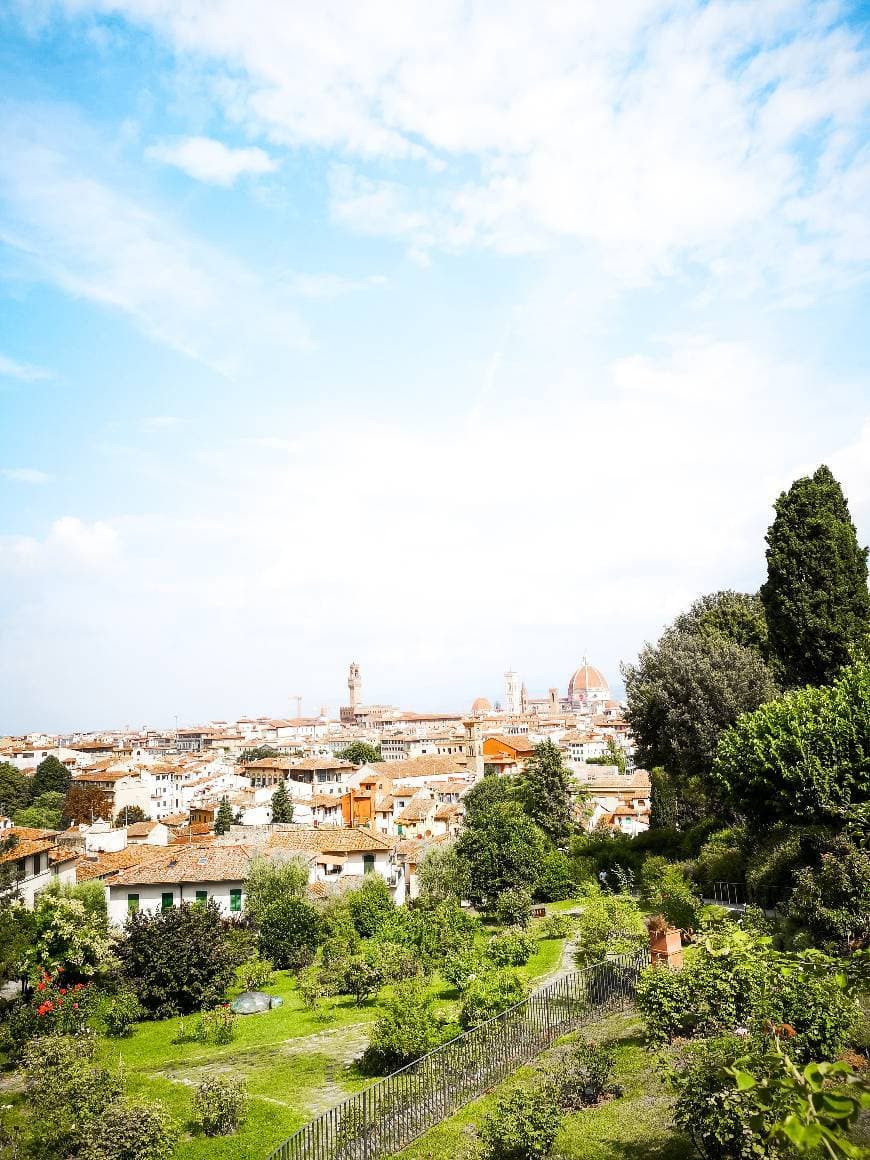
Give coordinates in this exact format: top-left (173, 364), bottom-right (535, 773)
top-left (761, 465), bottom-right (870, 687)
top-left (270, 780), bottom-right (294, 823)
top-left (214, 796), bottom-right (234, 835)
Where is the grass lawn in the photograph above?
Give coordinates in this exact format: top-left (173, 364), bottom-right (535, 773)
top-left (84, 929), bottom-right (570, 1160)
top-left (393, 1013), bottom-right (694, 1160)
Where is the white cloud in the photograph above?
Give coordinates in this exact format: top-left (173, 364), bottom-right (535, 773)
top-left (0, 353), bottom-right (53, 381)
top-left (0, 103), bottom-right (310, 375)
top-left (1, 467), bottom-right (52, 484)
top-left (3, 516), bottom-right (120, 568)
top-left (281, 271), bottom-right (387, 298)
top-left (146, 135), bottom-right (278, 185)
top-left (49, 0), bottom-right (870, 295)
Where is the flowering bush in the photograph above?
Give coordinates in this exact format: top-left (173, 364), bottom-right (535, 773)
top-left (192, 1076), bottom-right (247, 1136)
top-left (2, 969), bottom-right (94, 1054)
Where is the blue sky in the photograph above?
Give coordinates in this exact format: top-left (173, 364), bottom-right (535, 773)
top-left (1, 0), bottom-right (869, 732)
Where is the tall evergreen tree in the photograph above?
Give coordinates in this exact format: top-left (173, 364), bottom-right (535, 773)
top-left (761, 465), bottom-right (870, 687)
top-left (270, 780), bottom-right (294, 823)
top-left (214, 796), bottom-right (234, 835)
top-left (32, 754), bottom-right (71, 797)
top-left (516, 740), bottom-right (578, 843)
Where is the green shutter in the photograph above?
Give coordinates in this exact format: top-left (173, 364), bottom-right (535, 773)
top-left (127, 894), bottom-right (139, 912)
top-left (230, 888), bottom-right (242, 912)
top-left (195, 890), bottom-right (207, 905)
top-left (363, 854), bottom-right (375, 874)
top-left (161, 892), bottom-right (173, 910)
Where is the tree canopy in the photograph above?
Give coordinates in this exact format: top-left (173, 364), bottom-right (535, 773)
top-left (32, 754), bottom-right (71, 797)
top-left (0, 762), bottom-right (32, 816)
top-left (623, 592), bottom-right (778, 785)
top-left (761, 465), bottom-right (870, 687)
top-left (713, 657), bottom-right (870, 827)
top-left (515, 740), bottom-right (577, 843)
top-left (214, 797), bottom-right (234, 835)
top-left (336, 741), bottom-right (382, 765)
top-left (455, 778), bottom-right (548, 911)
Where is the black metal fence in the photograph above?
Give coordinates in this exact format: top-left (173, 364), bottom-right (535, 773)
top-left (710, 880), bottom-right (747, 906)
top-left (266, 950), bottom-right (648, 1160)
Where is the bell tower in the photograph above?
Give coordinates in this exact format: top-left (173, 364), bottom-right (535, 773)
top-left (348, 662), bottom-right (362, 711)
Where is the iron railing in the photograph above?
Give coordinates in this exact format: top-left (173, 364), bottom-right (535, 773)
top-left (710, 881), bottom-right (747, 906)
top-left (266, 950), bottom-right (647, 1160)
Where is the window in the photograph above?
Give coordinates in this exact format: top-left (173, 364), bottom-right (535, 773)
top-left (161, 892), bottom-right (173, 910)
top-left (230, 888), bottom-right (242, 913)
top-left (195, 890), bottom-right (207, 905)
top-left (127, 894), bottom-right (139, 912)
top-left (363, 854), bottom-right (375, 875)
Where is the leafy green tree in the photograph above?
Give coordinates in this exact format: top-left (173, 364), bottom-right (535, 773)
top-left (32, 754), bottom-right (71, 797)
top-left (713, 658), bottom-right (870, 827)
top-left (27, 887), bottom-right (115, 981)
top-left (114, 805), bottom-right (148, 827)
top-left (336, 741), bottom-right (382, 765)
top-left (516, 740), bottom-right (577, 843)
top-left (416, 840), bottom-right (470, 904)
top-left (13, 791), bottom-right (65, 830)
top-left (456, 782), bottom-right (548, 911)
top-left (674, 590), bottom-right (770, 655)
top-left (0, 902), bottom-right (35, 983)
top-left (623, 597), bottom-right (778, 791)
top-left (761, 465), bottom-right (870, 687)
top-left (479, 1083), bottom-right (562, 1160)
top-left (270, 780), bottom-right (294, 823)
top-left (244, 854), bottom-right (309, 924)
top-left (573, 892), bottom-right (647, 964)
top-left (214, 796), bottom-right (234, 835)
top-left (586, 737), bottom-right (627, 773)
top-left (257, 897), bottom-right (322, 969)
top-left (0, 761), bottom-right (32, 815)
top-left (121, 901), bottom-right (236, 1017)
top-left (347, 873), bottom-right (395, 937)
top-left (781, 833), bottom-right (870, 950)
top-left (534, 849), bottom-right (575, 902)
top-left (237, 746), bottom-right (278, 764)
top-left (459, 968), bottom-right (527, 1029)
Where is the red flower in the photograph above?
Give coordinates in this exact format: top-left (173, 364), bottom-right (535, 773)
top-left (59, 988), bottom-right (66, 995)
top-left (72, 1003), bottom-right (79, 1010)
top-left (36, 982), bottom-right (45, 992)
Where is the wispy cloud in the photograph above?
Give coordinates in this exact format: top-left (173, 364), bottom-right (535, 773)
top-left (0, 353), bottom-right (53, 381)
top-left (70, 0), bottom-right (870, 297)
top-left (146, 136), bottom-right (278, 186)
top-left (281, 271), bottom-right (387, 299)
top-left (0, 103), bottom-right (310, 375)
top-left (1, 467), bottom-right (53, 484)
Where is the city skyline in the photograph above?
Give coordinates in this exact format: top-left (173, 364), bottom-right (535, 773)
top-left (2, 2), bottom-right (870, 731)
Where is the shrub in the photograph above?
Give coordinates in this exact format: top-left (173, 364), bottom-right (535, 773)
top-left (192, 1076), bottom-right (247, 1137)
top-left (22, 1032), bottom-right (122, 1158)
top-left (550, 1040), bottom-right (616, 1109)
top-left (362, 980), bottom-right (443, 1073)
top-left (671, 1035), bottom-right (777, 1160)
top-left (121, 901), bottom-right (236, 1018)
top-left (694, 828), bottom-right (747, 890)
top-left (221, 916), bottom-right (259, 968)
top-left (195, 1005), bottom-right (236, 1045)
top-left (486, 931), bottom-right (536, 968)
top-left (298, 965), bottom-right (328, 1011)
top-left (573, 893), bottom-right (647, 964)
top-left (104, 989), bottom-right (144, 1038)
top-left (534, 850), bottom-right (575, 902)
top-left (459, 969), bottom-right (527, 1030)
top-left (539, 913), bottom-right (573, 939)
top-left (495, 887), bottom-right (533, 929)
top-left (241, 956), bottom-right (274, 991)
top-left (346, 874), bottom-right (395, 937)
top-left (653, 864), bottom-right (703, 932)
top-left (81, 1100), bottom-right (178, 1160)
top-left (257, 897), bottom-right (322, 970)
top-left (409, 899), bottom-right (481, 967)
top-left (638, 855), bottom-right (669, 906)
top-left (479, 1083), bottom-right (562, 1160)
top-left (26, 889), bottom-right (115, 981)
top-left (781, 833), bottom-right (870, 950)
top-left (442, 945), bottom-right (484, 993)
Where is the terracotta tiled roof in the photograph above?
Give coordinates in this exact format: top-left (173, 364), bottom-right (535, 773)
top-left (395, 794), bottom-right (435, 824)
top-left (266, 827), bottom-right (392, 855)
top-left (109, 844), bottom-right (251, 886)
top-left (0, 827), bottom-right (60, 867)
top-left (126, 821), bottom-right (160, 837)
top-left (75, 844), bottom-right (172, 882)
top-left (484, 734), bottom-right (536, 754)
top-left (366, 756), bottom-right (468, 779)
top-left (434, 802), bottom-right (462, 820)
